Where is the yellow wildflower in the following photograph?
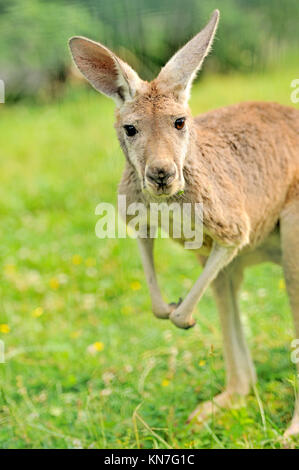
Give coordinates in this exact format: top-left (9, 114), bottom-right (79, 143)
top-left (32, 307), bottom-right (44, 318)
top-left (0, 324), bottom-right (10, 334)
top-left (72, 254), bottom-right (82, 265)
top-left (198, 360), bottom-right (206, 367)
top-left (93, 341), bottom-right (104, 352)
top-left (49, 277), bottom-right (59, 290)
top-left (278, 279), bottom-right (286, 290)
top-left (87, 341), bottom-right (105, 355)
top-left (161, 379), bottom-right (170, 387)
top-left (130, 281), bottom-right (141, 291)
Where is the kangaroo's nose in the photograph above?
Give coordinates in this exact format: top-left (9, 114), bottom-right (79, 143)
top-left (146, 164), bottom-right (176, 187)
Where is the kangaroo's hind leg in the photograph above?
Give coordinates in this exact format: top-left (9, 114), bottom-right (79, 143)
top-left (280, 194), bottom-right (299, 438)
top-left (188, 262), bottom-right (256, 424)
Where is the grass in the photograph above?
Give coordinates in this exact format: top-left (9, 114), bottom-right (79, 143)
top-left (0, 65), bottom-right (299, 449)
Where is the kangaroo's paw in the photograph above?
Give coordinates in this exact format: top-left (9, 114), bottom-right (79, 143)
top-left (169, 307), bottom-right (196, 329)
top-left (153, 298), bottom-right (183, 319)
top-left (187, 390), bottom-right (247, 425)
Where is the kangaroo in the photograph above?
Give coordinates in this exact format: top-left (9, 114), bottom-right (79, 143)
top-left (69, 10), bottom-right (299, 437)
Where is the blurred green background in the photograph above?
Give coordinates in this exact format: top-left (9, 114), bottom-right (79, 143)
top-left (0, 0), bottom-right (299, 449)
top-left (0, 0), bottom-right (299, 100)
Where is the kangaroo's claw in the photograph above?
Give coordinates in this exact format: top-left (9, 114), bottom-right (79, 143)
top-left (169, 297), bottom-right (183, 309)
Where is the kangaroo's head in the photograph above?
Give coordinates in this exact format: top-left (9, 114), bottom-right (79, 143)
top-left (69, 10), bottom-right (219, 199)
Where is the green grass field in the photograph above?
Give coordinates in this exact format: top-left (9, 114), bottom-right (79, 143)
top-left (0, 66), bottom-right (299, 449)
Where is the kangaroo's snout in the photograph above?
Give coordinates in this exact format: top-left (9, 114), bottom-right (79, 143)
top-left (145, 161), bottom-right (177, 195)
top-left (146, 164), bottom-right (176, 187)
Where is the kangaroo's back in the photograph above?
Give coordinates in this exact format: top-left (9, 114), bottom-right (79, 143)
top-left (195, 101), bottom-right (299, 167)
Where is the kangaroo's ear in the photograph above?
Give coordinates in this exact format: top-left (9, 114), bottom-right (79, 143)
top-left (69, 36), bottom-right (144, 106)
top-left (157, 10), bottom-right (219, 103)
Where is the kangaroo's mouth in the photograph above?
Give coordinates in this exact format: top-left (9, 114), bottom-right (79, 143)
top-left (143, 176), bottom-right (185, 199)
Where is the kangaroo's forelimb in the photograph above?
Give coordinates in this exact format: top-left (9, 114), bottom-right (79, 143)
top-left (137, 236), bottom-right (180, 319)
top-left (139, 235), bottom-right (237, 329)
top-left (169, 242), bottom-right (238, 329)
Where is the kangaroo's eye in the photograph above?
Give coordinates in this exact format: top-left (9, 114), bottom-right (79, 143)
top-left (174, 117), bottom-right (186, 130)
top-left (124, 125), bottom-right (138, 137)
